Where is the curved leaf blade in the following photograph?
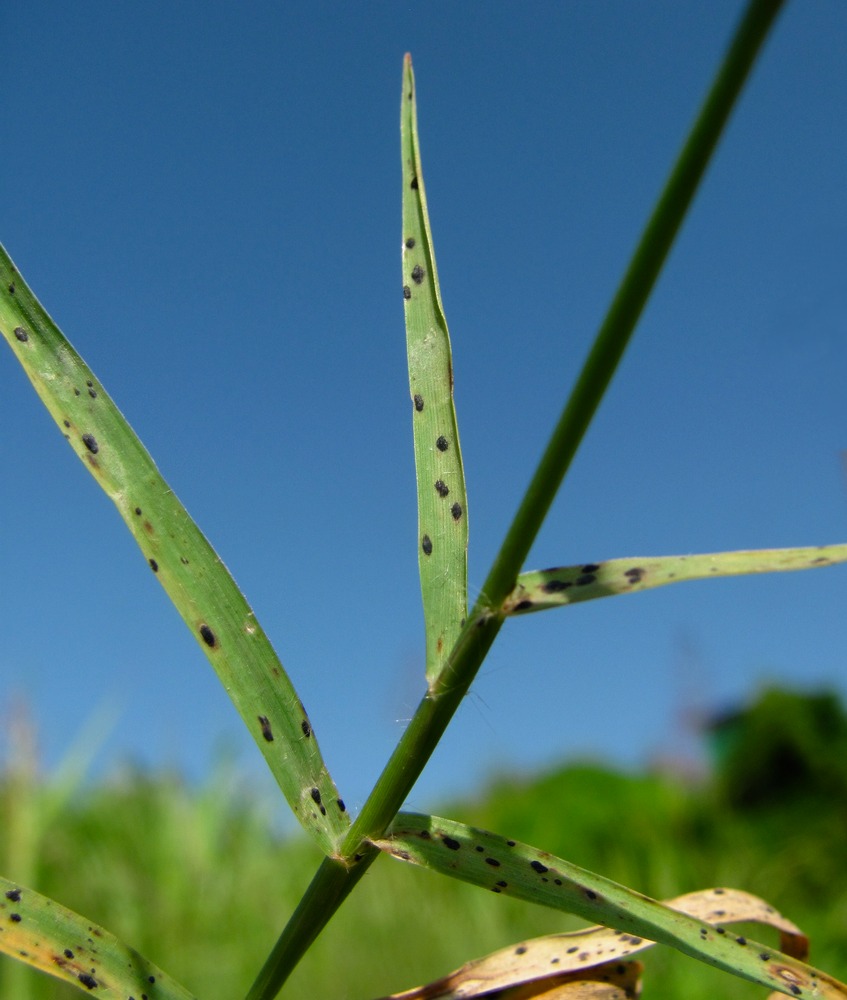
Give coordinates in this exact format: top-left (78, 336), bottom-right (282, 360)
top-left (0, 875), bottom-right (197, 998)
top-left (401, 54), bottom-right (469, 684)
top-left (0, 245), bottom-right (349, 854)
top-left (375, 814), bottom-right (847, 999)
top-left (504, 543), bottom-right (847, 616)
top-left (374, 887), bottom-right (810, 999)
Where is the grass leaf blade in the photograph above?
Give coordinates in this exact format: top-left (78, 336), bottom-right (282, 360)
top-left (375, 813), bottom-right (847, 999)
top-left (504, 543), bottom-right (847, 615)
top-left (0, 875), bottom-right (197, 999)
top-left (401, 54), bottom-right (469, 684)
top-left (0, 245), bottom-right (349, 854)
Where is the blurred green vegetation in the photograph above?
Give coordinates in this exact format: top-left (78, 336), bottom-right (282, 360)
top-left (2, 686), bottom-right (845, 999)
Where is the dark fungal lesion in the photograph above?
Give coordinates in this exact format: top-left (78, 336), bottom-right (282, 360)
top-left (413, 393), bottom-right (424, 412)
top-left (309, 786), bottom-right (327, 816)
top-left (403, 285), bottom-right (411, 300)
top-left (199, 623), bottom-right (217, 648)
top-left (436, 435), bottom-right (448, 451)
top-left (421, 534), bottom-right (433, 556)
top-left (404, 237), bottom-right (416, 249)
top-left (4, 889), bottom-right (21, 902)
top-left (258, 715), bottom-right (274, 742)
top-left (301, 718), bottom-right (312, 738)
top-left (450, 502), bottom-right (462, 521)
top-left (575, 573), bottom-right (596, 586)
top-left (441, 835), bottom-right (460, 850)
top-left (434, 479), bottom-right (449, 497)
top-left (411, 264), bottom-right (425, 284)
top-left (148, 558), bottom-right (159, 573)
top-left (13, 326), bottom-right (29, 343)
top-left (624, 566), bottom-right (646, 583)
top-left (81, 433), bottom-right (99, 455)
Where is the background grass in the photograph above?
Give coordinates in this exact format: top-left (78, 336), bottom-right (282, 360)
top-left (2, 691), bottom-right (845, 1000)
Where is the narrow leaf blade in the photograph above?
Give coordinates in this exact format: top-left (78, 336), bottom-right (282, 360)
top-left (375, 814), bottom-right (847, 999)
top-left (0, 875), bottom-right (197, 998)
top-left (401, 54), bottom-right (468, 684)
top-left (504, 543), bottom-right (847, 615)
top-left (0, 245), bottom-right (349, 854)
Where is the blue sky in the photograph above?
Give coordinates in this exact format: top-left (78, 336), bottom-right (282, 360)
top-left (2, 2), bottom-right (846, 822)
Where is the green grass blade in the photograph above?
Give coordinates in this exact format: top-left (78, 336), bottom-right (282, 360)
top-left (0, 875), bottom-right (198, 999)
top-left (375, 814), bottom-right (847, 999)
top-left (0, 245), bottom-right (349, 855)
top-left (401, 54), bottom-right (469, 685)
top-left (503, 543), bottom-right (847, 615)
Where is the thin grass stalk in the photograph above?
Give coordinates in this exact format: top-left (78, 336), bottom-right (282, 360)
top-left (246, 2), bottom-right (786, 996)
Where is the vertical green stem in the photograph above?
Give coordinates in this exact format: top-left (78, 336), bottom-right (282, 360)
top-left (246, 2), bottom-right (787, 996)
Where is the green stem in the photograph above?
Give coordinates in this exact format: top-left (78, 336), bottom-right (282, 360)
top-left (246, 1), bottom-right (786, 996)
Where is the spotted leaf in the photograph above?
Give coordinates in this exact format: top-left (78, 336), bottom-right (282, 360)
top-left (503, 543), bottom-right (847, 616)
top-left (374, 814), bottom-right (847, 999)
top-left (0, 875), bottom-right (197, 998)
top-left (0, 244), bottom-right (349, 855)
top-left (401, 54), bottom-right (469, 685)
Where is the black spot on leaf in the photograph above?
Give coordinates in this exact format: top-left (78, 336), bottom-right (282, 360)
top-left (403, 286), bottom-right (411, 300)
top-left (411, 264), bottom-right (425, 284)
top-left (5, 889), bottom-right (21, 902)
top-left (434, 480), bottom-right (449, 497)
top-left (64, 949), bottom-right (74, 959)
top-left (410, 177), bottom-right (419, 189)
top-left (624, 567), bottom-right (645, 583)
top-left (13, 327), bottom-right (28, 343)
top-left (542, 579), bottom-right (572, 593)
top-left (413, 394), bottom-right (424, 412)
top-left (514, 600), bottom-right (533, 612)
top-left (405, 237), bottom-right (416, 248)
top-left (310, 787), bottom-right (322, 806)
top-left (199, 624), bottom-right (217, 647)
top-left (301, 719), bottom-right (312, 738)
top-left (451, 502), bottom-right (462, 521)
top-left (422, 535), bottom-right (433, 555)
top-left (584, 889), bottom-right (598, 900)
top-left (575, 574), bottom-right (596, 586)
top-left (530, 860), bottom-right (548, 874)
top-left (258, 716), bottom-right (274, 742)
top-left (436, 436), bottom-right (448, 451)
top-left (148, 559), bottom-right (159, 573)
top-left (135, 507), bottom-right (142, 516)
top-left (82, 434), bottom-right (99, 454)
top-left (581, 563), bottom-right (601, 573)
top-left (442, 836), bottom-right (460, 850)
top-left (78, 973), bottom-right (97, 989)
top-left (515, 946), bottom-right (527, 955)
top-left (485, 857), bottom-right (501, 867)
top-left (337, 798), bottom-right (346, 812)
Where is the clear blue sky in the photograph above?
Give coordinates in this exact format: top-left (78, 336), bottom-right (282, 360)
top-left (2, 2), bottom-right (846, 821)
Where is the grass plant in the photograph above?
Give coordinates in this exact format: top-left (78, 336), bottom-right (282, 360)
top-left (1, 1), bottom-right (845, 997)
